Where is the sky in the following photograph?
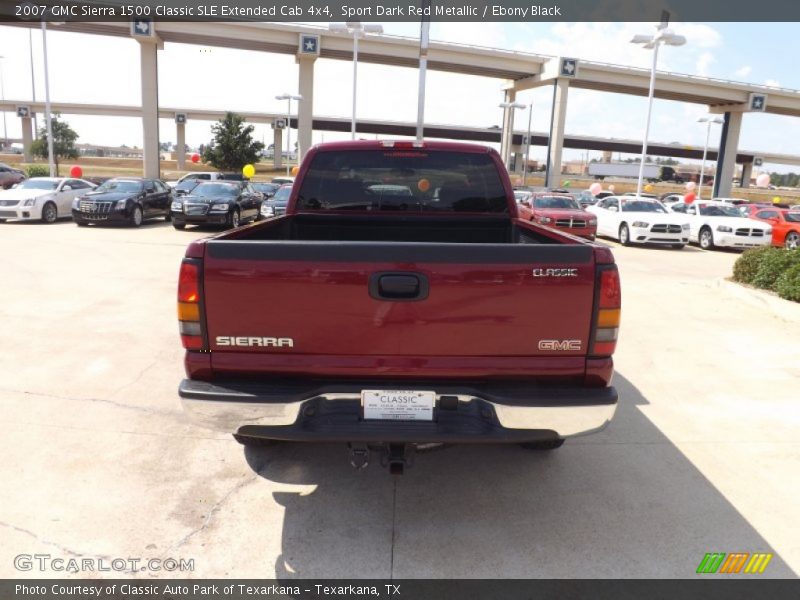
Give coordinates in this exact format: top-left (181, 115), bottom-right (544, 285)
top-left (1, 21), bottom-right (800, 172)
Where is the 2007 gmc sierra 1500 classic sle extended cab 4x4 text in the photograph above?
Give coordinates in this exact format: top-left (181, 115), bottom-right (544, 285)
top-left (177, 140), bottom-right (621, 473)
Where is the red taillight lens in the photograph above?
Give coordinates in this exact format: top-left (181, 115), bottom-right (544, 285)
top-left (592, 266), bottom-right (621, 356)
top-left (178, 260), bottom-right (204, 350)
top-left (178, 262), bottom-right (199, 303)
top-left (599, 268), bottom-right (621, 309)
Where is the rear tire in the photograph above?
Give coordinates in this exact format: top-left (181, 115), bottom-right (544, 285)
top-left (619, 223), bottom-right (631, 246)
top-left (41, 201), bottom-right (58, 224)
top-left (519, 439), bottom-right (565, 451)
top-left (172, 222), bottom-right (186, 230)
top-left (785, 232), bottom-right (799, 250)
top-left (233, 434), bottom-right (274, 448)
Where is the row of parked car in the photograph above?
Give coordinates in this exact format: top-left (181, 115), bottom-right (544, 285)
top-left (513, 188), bottom-right (800, 251)
top-left (0, 172), bottom-right (294, 230)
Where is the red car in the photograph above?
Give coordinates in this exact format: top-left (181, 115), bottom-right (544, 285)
top-left (517, 192), bottom-right (597, 240)
top-left (749, 207), bottom-right (800, 249)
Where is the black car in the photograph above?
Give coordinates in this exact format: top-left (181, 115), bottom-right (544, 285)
top-left (259, 183), bottom-right (292, 218)
top-left (252, 182), bottom-right (280, 199)
top-left (173, 179), bottom-right (202, 197)
top-left (171, 181), bottom-right (262, 230)
top-left (72, 177), bottom-right (172, 227)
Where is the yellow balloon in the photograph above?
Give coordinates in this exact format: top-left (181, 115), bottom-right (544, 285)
top-left (242, 164), bottom-right (255, 178)
top-left (773, 196), bottom-right (781, 204)
top-left (291, 166), bottom-right (300, 176)
top-left (644, 184), bottom-right (654, 193)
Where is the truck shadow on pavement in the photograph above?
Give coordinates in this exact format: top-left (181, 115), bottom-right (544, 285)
top-left (242, 374), bottom-right (794, 578)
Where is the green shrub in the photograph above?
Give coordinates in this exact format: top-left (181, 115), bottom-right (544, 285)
top-left (775, 262), bottom-right (800, 302)
top-left (732, 246), bottom-right (776, 284)
top-left (752, 249), bottom-right (800, 290)
top-left (25, 164), bottom-right (50, 178)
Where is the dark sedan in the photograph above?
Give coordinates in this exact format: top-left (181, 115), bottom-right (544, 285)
top-left (171, 181), bottom-right (261, 230)
top-left (252, 182), bottom-right (281, 199)
top-left (72, 177), bottom-right (172, 227)
top-left (260, 183), bottom-right (292, 218)
top-left (173, 178), bottom-right (202, 197)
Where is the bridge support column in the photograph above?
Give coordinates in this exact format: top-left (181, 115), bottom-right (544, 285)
top-left (297, 56), bottom-right (315, 163)
top-left (510, 143), bottom-right (524, 173)
top-left (21, 115), bottom-right (33, 162)
top-left (175, 121), bottom-right (186, 170)
top-left (545, 78), bottom-right (569, 189)
top-left (500, 88), bottom-right (516, 170)
top-left (273, 125), bottom-right (283, 169)
top-left (740, 161), bottom-right (752, 188)
top-left (139, 41), bottom-right (160, 179)
top-left (713, 111), bottom-right (741, 198)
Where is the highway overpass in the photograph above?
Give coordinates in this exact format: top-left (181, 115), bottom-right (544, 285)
top-left (4, 20), bottom-right (800, 194)
top-left (4, 98), bottom-right (800, 182)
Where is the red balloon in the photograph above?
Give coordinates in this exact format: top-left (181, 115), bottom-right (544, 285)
top-left (684, 192), bottom-right (696, 204)
top-left (69, 165), bottom-right (83, 178)
top-left (191, 153), bottom-right (200, 164)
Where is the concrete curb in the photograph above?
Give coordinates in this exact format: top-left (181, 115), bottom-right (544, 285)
top-left (717, 278), bottom-right (800, 322)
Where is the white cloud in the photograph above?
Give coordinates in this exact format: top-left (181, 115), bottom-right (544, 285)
top-left (696, 52), bottom-right (716, 77)
top-left (735, 65), bottom-right (752, 78)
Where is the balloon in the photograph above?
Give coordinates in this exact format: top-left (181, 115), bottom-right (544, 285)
top-left (69, 165), bottom-right (83, 178)
top-left (242, 164), bottom-right (255, 178)
top-left (589, 182), bottom-right (602, 195)
top-left (291, 166), bottom-right (300, 176)
top-left (684, 192), bottom-right (696, 204)
top-left (417, 178), bottom-right (430, 192)
top-left (608, 185), bottom-right (615, 192)
top-left (773, 196), bottom-right (781, 204)
top-left (190, 153), bottom-right (200, 164)
top-left (644, 184), bottom-right (654, 193)
top-left (685, 181), bottom-right (696, 191)
top-left (562, 180), bottom-right (571, 187)
top-left (756, 173), bottom-right (770, 187)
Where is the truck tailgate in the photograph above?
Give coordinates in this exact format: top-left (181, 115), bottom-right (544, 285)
top-left (202, 240), bottom-right (596, 371)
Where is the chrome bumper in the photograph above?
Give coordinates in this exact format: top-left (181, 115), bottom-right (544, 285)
top-left (180, 380), bottom-right (618, 440)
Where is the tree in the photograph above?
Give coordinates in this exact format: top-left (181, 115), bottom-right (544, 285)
top-left (202, 112), bottom-right (264, 171)
top-left (30, 114), bottom-right (79, 174)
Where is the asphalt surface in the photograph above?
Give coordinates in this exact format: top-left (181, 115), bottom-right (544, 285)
top-left (0, 218), bottom-right (798, 579)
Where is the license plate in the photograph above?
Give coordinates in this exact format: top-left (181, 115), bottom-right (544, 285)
top-left (361, 390), bottom-right (435, 421)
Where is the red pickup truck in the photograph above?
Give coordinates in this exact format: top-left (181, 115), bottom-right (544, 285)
top-left (177, 141), bottom-right (620, 473)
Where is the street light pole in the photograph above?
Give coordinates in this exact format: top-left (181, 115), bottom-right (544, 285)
top-left (0, 56), bottom-right (7, 150)
top-left (29, 30), bottom-right (38, 138)
top-left (416, 7), bottom-right (431, 142)
top-left (630, 25), bottom-right (686, 198)
top-left (329, 22), bottom-right (383, 140)
top-left (41, 22), bottom-right (56, 176)
top-left (275, 93), bottom-right (302, 176)
top-left (697, 116), bottom-right (723, 200)
top-left (524, 103), bottom-right (533, 185)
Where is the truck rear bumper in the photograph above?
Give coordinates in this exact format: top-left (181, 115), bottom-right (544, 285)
top-left (179, 379), bottom-right (618, 443)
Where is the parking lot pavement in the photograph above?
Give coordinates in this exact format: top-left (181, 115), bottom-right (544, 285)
top-left (0, 222), bottom-right (797, 578)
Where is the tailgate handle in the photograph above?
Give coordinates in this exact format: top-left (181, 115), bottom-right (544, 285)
top-left (369, 272), bottom-right (429, 302)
